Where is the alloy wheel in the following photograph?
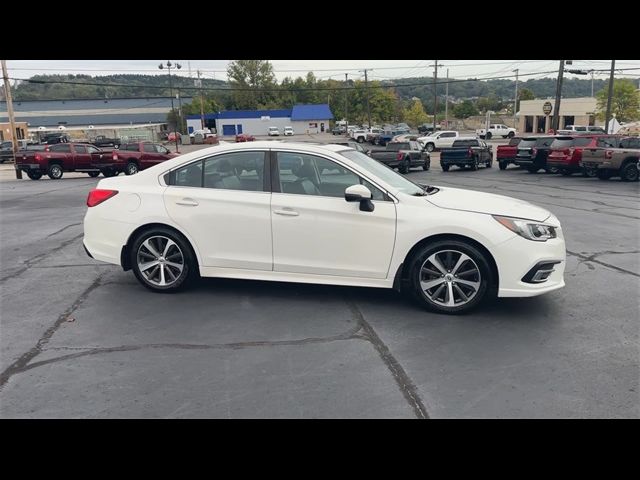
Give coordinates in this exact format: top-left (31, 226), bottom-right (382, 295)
top-left (136, 235), bottom-right (184, 287)
top-left (419, 250), bottom-right (481, 307)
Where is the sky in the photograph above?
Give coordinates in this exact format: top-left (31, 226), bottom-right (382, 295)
top-left (6, 60), bottom-right (640, 84)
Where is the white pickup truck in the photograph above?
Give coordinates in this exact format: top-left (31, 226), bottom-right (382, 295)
top-left (417, 131), bottom-right (461, 152)
top-left (350, 129), bottom-right (368, 143)
top-left (476, 124), bottom-right (517, 139)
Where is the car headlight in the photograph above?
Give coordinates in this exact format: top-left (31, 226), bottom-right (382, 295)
top-left (493, 215), bottom-right (557, 242)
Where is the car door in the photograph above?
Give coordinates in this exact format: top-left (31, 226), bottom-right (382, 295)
top-left (163, 150), bottom-right (273, 271)
top-left (270, 150), bottom-right (396, 279)
top-left (140, 143), bottom-right (160, 169)
top-left (72, 144), bottom-right (92, 169)
top-left (49, 143), bottom-right (73, 169)
top-left (438, 132), bottom-right (458, 148)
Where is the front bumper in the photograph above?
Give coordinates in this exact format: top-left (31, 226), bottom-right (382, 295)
top-left (492, 231), bottom-right (566, 298)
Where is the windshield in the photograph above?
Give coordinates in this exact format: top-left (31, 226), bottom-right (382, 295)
top-left (518, 139), bottom-right (537, 148)
top-left (508, 137), bottom-right (521, 146)
top-left (339, 150), bottom-right (425, 196)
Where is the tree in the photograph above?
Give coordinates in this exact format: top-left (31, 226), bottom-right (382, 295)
top-left (452, 100), bottom-right (478, 119)
top-left (596, 79), bottom-right (640, 123)
top-left (403, 99), bottom-right (428, 127)
top-left (226, 60), bottom-right (277, 109)
top-left (517, 88), bottom-right (535, 112)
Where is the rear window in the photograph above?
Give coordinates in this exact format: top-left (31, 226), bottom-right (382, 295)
top-left (518, 139), bottom-right (537, 148)
top-left (535, 137), bottom-right (555, 148)
top-left (508, 137), bottom-right (522, 146)
top-left (573, 137), bottom-right (595, 147)
top-left (387, 143), bottom-right (409, 151)
top-left (452, 139), bottom-right (479, 147)
top-left (619, 137), bottom-right (640, 149)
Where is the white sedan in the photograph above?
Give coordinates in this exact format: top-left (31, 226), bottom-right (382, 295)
top-left (83, 142), bottom-right (566, 314)
top-left (283, 127), bottom-right (294, 136)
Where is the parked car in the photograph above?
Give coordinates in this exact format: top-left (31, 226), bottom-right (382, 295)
top-left (417, 131), bottom-right (461, 152)
top-left (83, 141), bottom-right (566, 314)
top-left (440, 138), bottom-right (493, 171)
top-left (417, 124), bottom-right (442, 134)
top-left (391, 134), bottom-right (419, 143)
top-left (0, 141), bottom-right (13, 163)
top-left (547, 135), bottom-right (623, 176)
top-left (476, 124), bottom-right (517, 140)
top-left (268, 127), bottom-right (280, 136)
top-left (16, 142), bottom-right (105, 180)
top-left (377, 129), bottom-right (409, 146)
top-left (368, 141), bottom-right (430, 173)
top-left (350, 129), bottom-right (368, 143)
top-left (515, 136), bottom-right (560, 173)
top-left (331, 126), bottom-right (346, 135)
top-left (91, 135), bottom-right (121, 148)
top-left (235, 133), bottom-right (256, 143)
top-left (41, 133), bottom-right (70, 144)
top-left (496, 137), bottom-right (523, 170)
top-left (557, 125), bottom-right (606, 135)
top-left (580, 136), bottom-right (640, 181)
top-left (91, 141), bottom-right (178, 177)
top-left (365, 128), bottom-right (382, 143)
top-left (284, 126), bottom-right (294, 136)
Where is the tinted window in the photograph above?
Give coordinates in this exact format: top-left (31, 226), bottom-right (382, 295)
top-left (173, 161), bottom-right (203, 187)
top-left (87, 146), bottom-right (101, 154)
top-left (619, 138), bottom-right (640, 149)
top-left (574, 137), bottom-right (595, 147)
top-left (518, 139), bottom-right (537, 148)
top-left (550, 137), bottom-right (574, 148)
top-left (74, 144), bottom-right (87, 153)
top-left (508, 137), bottom-right (522, 146)
top-left (386, 143), bottom-right (408, 151)
top-left (143, 143), bottom-right (156, 153)
top-left (597, 137), bottom-right (618, 148)
top-left (452, 140), bottom-right (479, 147)
top-left (277, 152), bottom-right (384, 200)
top-left (155, 144), bottom-right (170, 154)
top-left (441, 132), bottom-right (456, 138)
top-left (203, 152), bottom-right (265, 191)
top-left (50, 144), bottom-right (71, 153)
top-left (535, 137), bottom-right (555, 148)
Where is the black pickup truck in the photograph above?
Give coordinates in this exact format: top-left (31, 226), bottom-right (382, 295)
top-left (515, 136), bottom-right (559, 173)
top-left (91, 135), bottom-right (121, 148)
top-left (368, 141), bottom-right (430, 173)
top-left (439, 138), bottom-right (493, 171)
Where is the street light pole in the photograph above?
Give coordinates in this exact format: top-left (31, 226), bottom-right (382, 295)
top-left (344, 73), bottom-right (349, 137)
top-left (433, 60), bottom-right (438, 132)
top-left (159, 61), bottom-right (182, 153)
top-left (445, 68), bottom-right (449, 128)
top-left (605, 60), bottom-right (616, 134)
top-left (1, 59), bottom-right (20, 179)
top-left (552, 60), bottom-right (565, 132)
top-left (513, 68), bottom-right (519, 130)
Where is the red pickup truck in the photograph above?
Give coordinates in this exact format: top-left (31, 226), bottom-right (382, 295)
top-left (92, 142), bottom-right (178, 176)
top-left (16, 143), bottom-right (105, 180)
top-left (496, 136), bottom-right (522, 170)
top-left (547, 135), bottom-right (623, 176)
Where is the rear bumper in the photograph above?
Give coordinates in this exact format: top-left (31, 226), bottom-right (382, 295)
top-left (16, 163), bottom-right (44, 172)
top-left (441, 157), bottom-right (474, 165)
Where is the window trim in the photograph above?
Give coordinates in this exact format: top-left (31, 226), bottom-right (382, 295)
top-left (271, 149), bottom-right (393, 202)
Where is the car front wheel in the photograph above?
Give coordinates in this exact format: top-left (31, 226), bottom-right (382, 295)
top-left (47, 164), bottom-right (63, 180)
top-left (620, 162), bottom-right (639, 182)
top-left (125, 161), bottom-right (139, 175)
top-left (131, 228), bottom-right (197, 292)
top-left (408, 240), bottom-right (494, 314)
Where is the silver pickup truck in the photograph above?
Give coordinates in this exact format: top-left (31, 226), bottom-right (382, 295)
top-left (368, 141), bottom-right (430, 173)
top-left (580, 136), bottom-right (640, 181)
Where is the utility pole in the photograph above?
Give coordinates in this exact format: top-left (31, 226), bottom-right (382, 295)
top-left (605, 60), bottom-right (616, 134)
top-left (344, 73), bottom-right (349, 136)
top-left (197, 70), bottom-right (205, 130)
top-left (551, 60), bottom-right (565, 132)
top-left (445, 68), bottom-right (449, 128)
top-left (1, 60), bottom-right (21, 179)
top-left (513, 68), bottom-right (519, 129)
top-left (159, 61), bottom-right (182, 152)
top-left (433, 60), bottom-right (438, 132)
top-left (590, 70), bottom-right (595, 97)
top-left (361, 69), bottom-right (372, 129)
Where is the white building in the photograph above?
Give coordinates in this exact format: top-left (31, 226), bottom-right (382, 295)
top-left (517, 97), bottom-right (604, 134)
top-left (186, 104), bottom-right (334, 137)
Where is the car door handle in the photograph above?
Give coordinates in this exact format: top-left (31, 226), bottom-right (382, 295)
top-left (176, 198), bottom-right (199, 206)
top-left (273, 208), bottom-right (299, 217)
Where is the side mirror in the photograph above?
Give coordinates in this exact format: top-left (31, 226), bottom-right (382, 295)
top-left (345, 184), bottom-right (374, 212)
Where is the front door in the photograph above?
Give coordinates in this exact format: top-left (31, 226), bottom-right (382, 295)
top-left (163, 150), bottom-right (273, 271)
top-left (271, 151), bottom-right (396, 279)
top-left (72, 144), bottom-right (92, 169)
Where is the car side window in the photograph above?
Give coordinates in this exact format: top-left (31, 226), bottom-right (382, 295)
top-left (276, 152), bottom-right (385, 200)
top-left (143, 144), bottom-right (156, 153)
top-left (51, 144), bottom-right (71, 153)
top-left (155, 145), bottom-right (169, 154)
top-left (172, 161), bottom-right (203, 187)
top-left (74, 145), bottom-right (87, 153)
top-left (203, 152), bottom-right (265, 191)
top-left (87, 146), bottom-right (101, 154)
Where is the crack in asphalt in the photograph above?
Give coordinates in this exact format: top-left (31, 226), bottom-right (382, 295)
top-left (45, 222), bottom-right (82, 239)
top-left (566, 250), bottom-right (640, 278)
top-left (0, 232), bottom-right (84, 284)
top-left (0, 273), bottom-right (106, 389)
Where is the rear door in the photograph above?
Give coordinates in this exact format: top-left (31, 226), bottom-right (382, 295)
top-left (72, 144), bottom-right (92, 169)
top-left (48, 143), bottom-right (73, 169)
top-left (437, 132), bottom-right (458, 148)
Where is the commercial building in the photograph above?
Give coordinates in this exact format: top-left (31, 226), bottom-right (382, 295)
top-left (186, 104), bottom-right (334, 136)
top-left (0, 122), bottom-right (28, 142)
top-left (517, 97), bottom-right (603, 134)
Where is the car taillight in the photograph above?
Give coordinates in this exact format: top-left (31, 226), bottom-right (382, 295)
top-left (467, 148), bottom-right (473, 157)
top-left (532, 148), bottom-right (538, 156)
top-left (396, 152), bottom-right (403, 160)
top-left (605, 150), bottom-right (613, 159)
top-left (87, 189), bottom-right (118, 207)
top-left (112, 152), bottom-right (119, 161)
top-left (34, 154), bottom-right (42, 161)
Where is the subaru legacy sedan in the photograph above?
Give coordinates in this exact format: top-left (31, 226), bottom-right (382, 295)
top-left (83, 142), bottom-right (565, 314)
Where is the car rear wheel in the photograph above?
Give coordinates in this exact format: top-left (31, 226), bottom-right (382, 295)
top-left (583, 166), bottom-right (597, 177)
top-left (425, 143), bottom-right (435, 153)
top-left (620, 162), bottom-right (639, 181)
top-left (88, 172), bottom-right (100, 178)
top-left (485, 132), bottom-right (492, 140)
top-left (47, 164), bottom-right (63, 180)
top-left (27, 171), bottom-right (43, 180)
top-left (125, 161), bottom-right (139, 175)
top-left (423, 160), bottom-right (430, 171)
top-left (527, 166), bottom-right (539, 173)
top-left (546, 166), bottom-right (559, 174)
top-left (560, 169), bottom-right (572, 176)
top-left (596, 169), bottom-right (613, 180)
top-left (408, 240), bottom-right (494, 314)
top-left (507, 132), bottom-right (515, 138)
top-left (470, 158), bottom-right (478, 171)
top-left (441, 164), bottom-right (449, 172)
top-left (399, 157), bottom-right (410, 174)
top-left (498, 161), bottom-right (507, 170)
top-left (131, 228), bottom-right (197, 293)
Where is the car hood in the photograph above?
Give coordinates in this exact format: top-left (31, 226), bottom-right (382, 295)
top-left (426, 186), bottom-right (551, 222)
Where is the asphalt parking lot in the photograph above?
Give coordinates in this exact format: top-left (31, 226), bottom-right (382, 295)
top-left (1, 136), bottom-right (638, 418)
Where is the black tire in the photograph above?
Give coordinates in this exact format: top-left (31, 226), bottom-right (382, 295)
top-left (399, 157), bottom-right (410, 174)
top-left (425, 143), bottom-right (435, 153)
top-left (507, 131), bottom-right (515, 138)
top-left (47, 163), bottom-right (63, 180)
top-left (560, 169), bottom-right (572, 176)
top-left (527, 166), bottom-right (539, 173)
top-left (130, 227), bottom-right (198, 293)
top-left (441, 164), bottom-right (450, 172)
top-left (596, 169), bottom-right (613, 180)
top-left (545, 166), bottom-right (559, 174)
top-left (357, 137), bottom-right (364, 143)
top-left (498, 161), bottom-right (507, 170)
top-left (407, 239), bottom-right (494, 314)
top-left (423, 160), bottom-right (430, 171)
top-left (486, 159), bottom-right (492, 168)
top-left (620, 162), bottom-right (639, 182)
top-left (102, 168), bottom-right (116, 178)
top-left (485, 132), bottom-right (492, 140)
top-left (88, 171), bottom-right (100, 178)
top-left (125, 161), bottom-right (139, 176)
top-left (502, 135), bottom-right (507, 139)
top-left (470, 157), bottom-right (478, 171)
top-left (27, 171), bottom-right (43, 180)
top-left (583, 166), bottom-right (597, 178)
